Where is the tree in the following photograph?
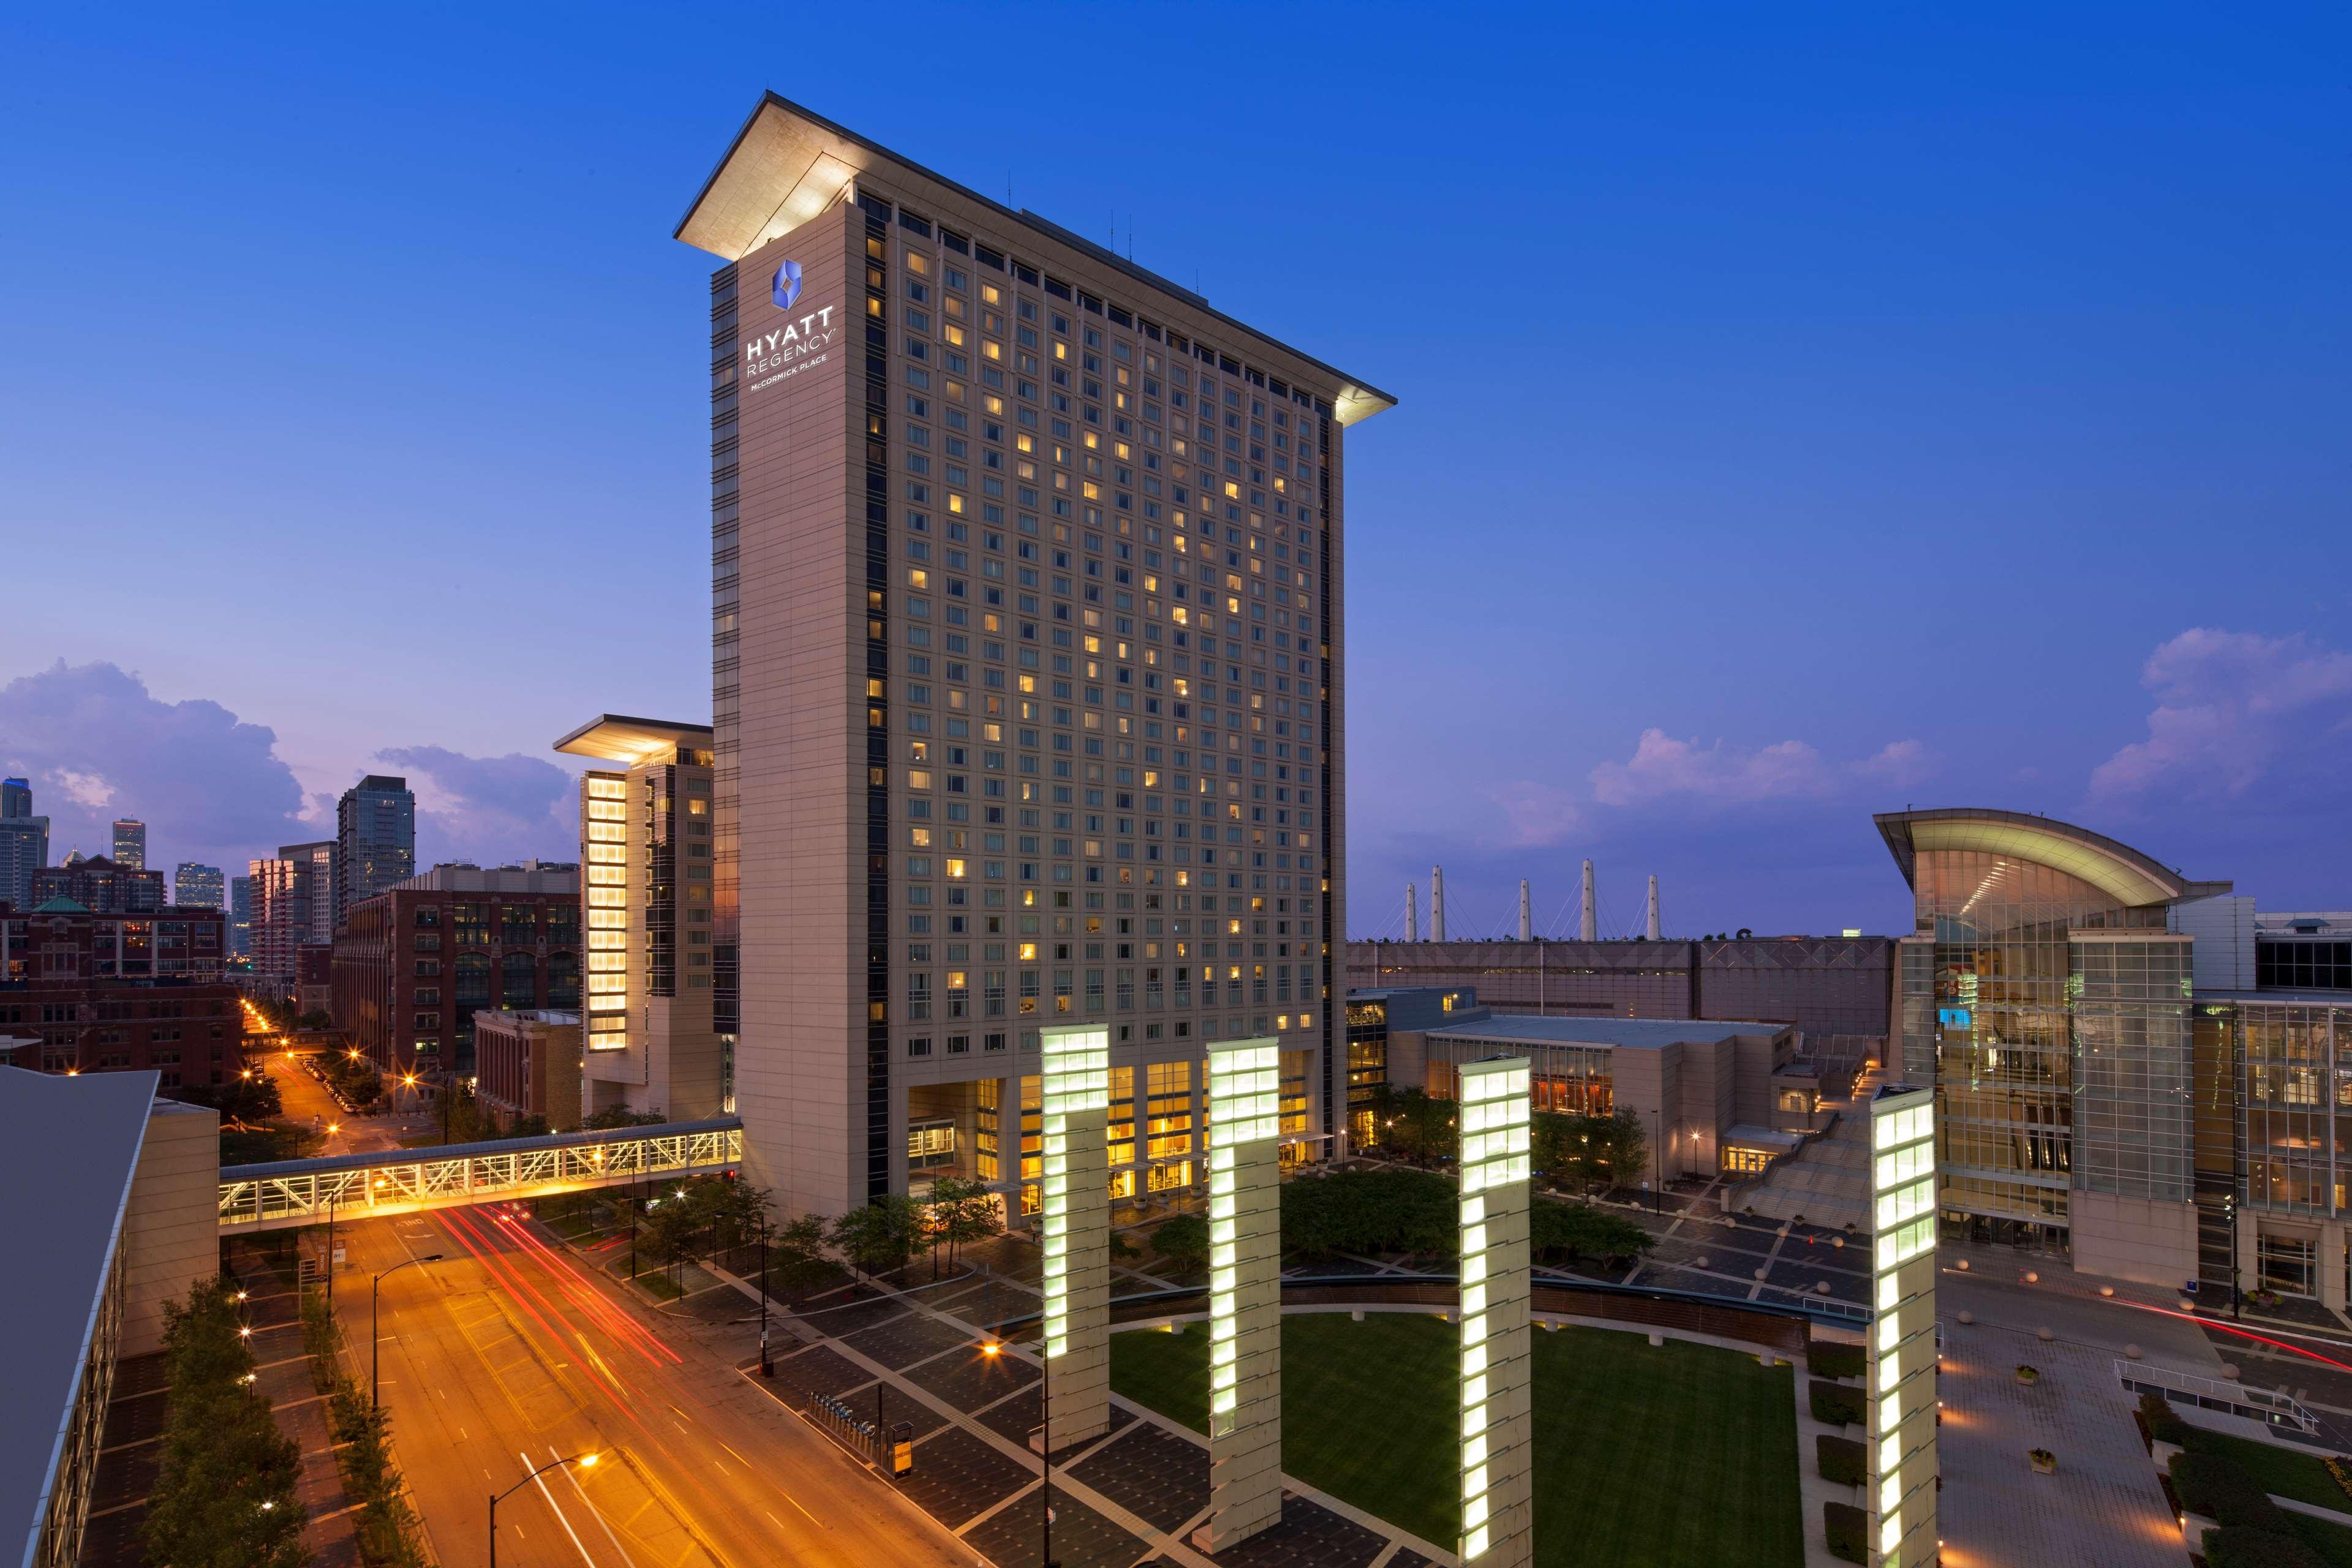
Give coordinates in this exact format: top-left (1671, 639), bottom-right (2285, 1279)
top-left (1280, 1166), bottom-right (1456, 1261)
top-left (769, 1214), bottom-right (837, 1298)
top-left (296, 1009), bottom-right (333, 1030)
top-left (581, 1104), bottom-right (668, 1130)
top-left (1150, 1212), bottom-right (1210, 1275)
top-left (924, 1177), bottom-right (1003, 1275)
top-left (143, 1278), bottom-right (312, 1568)
top-left (1539, 1111), bottom-right (1646, 1194)
top-left (831, 1194), bottom-right (924, 1278)
top-left (1530, 1199), bottom-right (1654, 1270)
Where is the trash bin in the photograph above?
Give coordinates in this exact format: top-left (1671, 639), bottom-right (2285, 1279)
top-left (889, 1420), bottom-right (914, 1477)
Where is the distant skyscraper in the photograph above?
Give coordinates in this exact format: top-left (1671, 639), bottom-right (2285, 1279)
top-left (110, 819), bottom-right (146, 871)
top-left (0, 777), bottom-right (48, 911)
top-left (279, 840), bottom-right (336, 946)
top-left (229, 875), bottom-right (253, 959)
top-left (173, 862), bottom-right (225, 910)
top-left (335, 775), bottom-right (415, 925)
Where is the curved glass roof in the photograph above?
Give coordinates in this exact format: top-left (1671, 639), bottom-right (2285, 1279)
top-left (1873, 808), bottom-right (2211, 910)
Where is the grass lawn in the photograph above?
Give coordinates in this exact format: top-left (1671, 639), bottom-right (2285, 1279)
top-left (1109, 1312), bottom-right (1802, 1567)
top-left (2290, 1512), bottom-right (2352, 1568)
top-left (2183, 1427), bottom-right (2349, 1512)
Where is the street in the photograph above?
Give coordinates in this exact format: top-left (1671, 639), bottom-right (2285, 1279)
top-left (263, 1055), bottom-right (436, 1156)
top-left (331, 1207), bottom-right (976, 1568)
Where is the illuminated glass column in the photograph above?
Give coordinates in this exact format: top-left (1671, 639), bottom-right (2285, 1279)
top-left (1458, 1055), bottom-right (1534, 1568)
top-left (1868, 1084), bottom-right (1938, 1567)
top-left (1193, 1036), bottom-right (1284, 1552)
top-left (1039, 1023), bottom-right (1112, 1449)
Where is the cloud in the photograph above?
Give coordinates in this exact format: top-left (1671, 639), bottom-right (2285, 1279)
top-left (375, 745), bottom-right (579, 867)
top-left (1487, 781), bottom-right (1586, 846)
top-left (0, 660), bottom-right (307, 871)
top-left (2090, 627), bottom-right (2352, 804)
top-left (1589, 727), bottom-right (1932, 809)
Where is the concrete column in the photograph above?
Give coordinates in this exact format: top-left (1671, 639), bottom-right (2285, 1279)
top-left (1039, 1024), bottom-right (1111, 1448)
top-left (1868, 1084), bottom-right (1939, 1568)
top-left (1460, 1055), bottom-right (1533, 1568)
top-left (2325, 1222), bottom-right (2348, 1315)
top-left (1193, 1037), bottom-right (1284, 1552)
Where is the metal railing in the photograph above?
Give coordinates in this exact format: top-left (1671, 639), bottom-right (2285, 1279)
top-left (2117, 1359), bottom-right (2321, 1436)
top-left (217, 1118), bottom-right (742, 1230)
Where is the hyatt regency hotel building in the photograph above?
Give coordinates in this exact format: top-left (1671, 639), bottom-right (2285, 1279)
top-left (676, 96), bottom-right (1392, 1218)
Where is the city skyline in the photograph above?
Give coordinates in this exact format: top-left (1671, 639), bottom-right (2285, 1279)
top-left (5, 6), bottom-right (2349, 939)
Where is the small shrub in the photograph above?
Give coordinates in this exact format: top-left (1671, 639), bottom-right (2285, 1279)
top-left (1817, 1434), bottom-right (1866, 1486)
top-left (2139, 1390), bottom-right (2189, 1446)
top-left (2204, 1526), bottom-right (2326, 1568)
top-left (1811, 1341), bottom-right (1866, 1381)
top-left (1811, 1379), bottom-right (1864, 1427)
top-left (2326, 1454), bottom-right (2352, 1505)
top-left (2171, 1452), bottom-right (2290, 1531)
top-left (2029, 1447), bottom-right (2056, 1470)
top-left (2014, 1363), bottom-right (2040, 1384)
top-left (1823, 1501), bottom-right (1868, 1564)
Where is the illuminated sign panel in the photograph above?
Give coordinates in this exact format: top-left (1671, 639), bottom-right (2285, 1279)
top-left (1458, 1055), bottom-right (1533, 1568)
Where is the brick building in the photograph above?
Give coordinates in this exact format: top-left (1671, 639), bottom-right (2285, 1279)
top-left (29, 856), bottom-right (165, 916)
top-left (0, 899), bottom-right (245, 1088)
top-left (330, 863), bottom-right (581, 1077)
top-left (473, 1009), bottom-right (582, 1131)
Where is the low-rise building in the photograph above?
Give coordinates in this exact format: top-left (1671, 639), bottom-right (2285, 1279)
top-left (1, 1067), bottom-right (219, 1568)
top-left (330, 862), bottom-right (581, 1079)
top-left (473, 1009), bottom-right (582, 1131)
top-left (1364, 986), bottom-right (1808, 1180)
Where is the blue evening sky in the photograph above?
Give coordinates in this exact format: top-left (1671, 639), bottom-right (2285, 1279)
top-left (3, 4), bottom-right (2346, 936)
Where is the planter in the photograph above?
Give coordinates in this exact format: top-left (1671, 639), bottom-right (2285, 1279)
top-left (2029, 1449), bottom-right (2056, 1475)
top-left (2015, 1365), bottom-right (2041, 1386)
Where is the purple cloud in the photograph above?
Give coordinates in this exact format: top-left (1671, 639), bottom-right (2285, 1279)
top-left (2090, 628), bottom-right (2352, 805)
top-left (0, 660), bottom-right (308, 873)
top-left (374, 744), bottom-right (579, 867)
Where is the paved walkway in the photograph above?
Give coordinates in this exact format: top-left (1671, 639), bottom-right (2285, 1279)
top-left (1936, 1269), bottom-right (2204, 1568)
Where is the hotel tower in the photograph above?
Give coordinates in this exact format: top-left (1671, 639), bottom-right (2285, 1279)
top-left (675, 95), bottom-right (1392, 1216)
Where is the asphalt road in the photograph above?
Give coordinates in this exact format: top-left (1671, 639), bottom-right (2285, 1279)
top-left (263, 1057), bottom-right (437, 1156)
top-left (333, 1207), bottom-right (977, 1568)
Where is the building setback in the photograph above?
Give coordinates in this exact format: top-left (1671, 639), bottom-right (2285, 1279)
top-left (329, 862), bottom-right (581, 1078)
top-left (677, 95), bottom-right (1392, 1216)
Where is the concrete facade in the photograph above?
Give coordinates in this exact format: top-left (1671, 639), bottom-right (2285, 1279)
top-left (121, 1096), bottom-right (220, 1357)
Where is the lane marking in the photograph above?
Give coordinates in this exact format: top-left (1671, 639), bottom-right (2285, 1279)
top-left (523, 1448), bottom-right (601, 1568)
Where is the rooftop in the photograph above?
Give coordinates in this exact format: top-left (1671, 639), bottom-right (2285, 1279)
top-left (552, 713), bottom-right (715, 764)
top-left (1424, 1016), bottom-right (1788, 1051)
top-left (389, 864), bottom-right (579, 897)
top-left (0, 1068), bottom-right (158, 1568)
top-left (676, 92), bottom-right (1395, 426)
top-left (1874, 807), bottom-right (2230, 910)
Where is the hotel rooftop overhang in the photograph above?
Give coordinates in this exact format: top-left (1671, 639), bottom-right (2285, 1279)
top-left (1872, 807), bottom-right (2231, 911)
top-left (552, 714), bottom-right (716, 766)
top-left (674, 92), bottom-right (1396, 427)
top-left (1423, 1015), bottom-right (1790, 1052)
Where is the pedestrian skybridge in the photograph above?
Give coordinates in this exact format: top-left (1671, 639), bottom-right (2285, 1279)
top-left (217, 1117), bottom-right (742, 1232)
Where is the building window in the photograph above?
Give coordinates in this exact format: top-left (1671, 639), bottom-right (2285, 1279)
top-left (2260, 1232), bottom-right (2318, 1297)
top-left (500, 949), bottom-right (537, 1009)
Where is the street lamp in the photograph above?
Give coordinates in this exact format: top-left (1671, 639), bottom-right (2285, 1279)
top-left (489, 1452), bottom-right (599, 1568)
top-left (372, 1254), bottom-right (444, 1406)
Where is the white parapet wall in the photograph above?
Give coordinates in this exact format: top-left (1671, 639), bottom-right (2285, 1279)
top-left (1459, 1055), bottom-right (1534, 1568)
top-left (1040, 1023), bottom-right (1112, 1449)
top-left (1194, 1036), bottom-right (1285, 1551)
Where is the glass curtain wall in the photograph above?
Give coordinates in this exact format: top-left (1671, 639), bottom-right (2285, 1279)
top-left (1904, 851), bottom-right (2167, 1247)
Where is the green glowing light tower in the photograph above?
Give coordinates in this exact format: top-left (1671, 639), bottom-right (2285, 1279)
top-left (1039, 1022), bottom-right (1112, 1449)
top-left (1458, 1055), bottom-right (1534, 1567)
top-left (1193, 1035), bottom-right (1285, 1550)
